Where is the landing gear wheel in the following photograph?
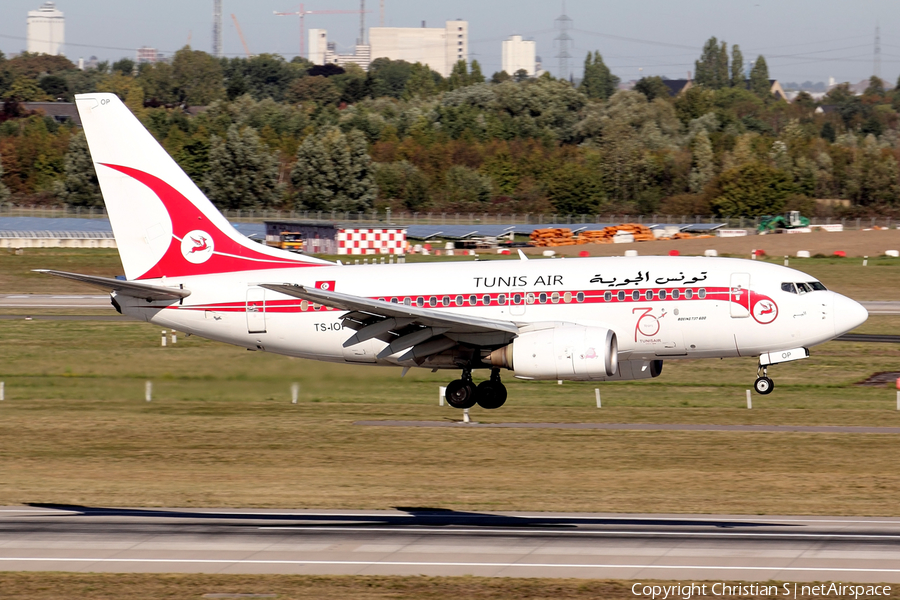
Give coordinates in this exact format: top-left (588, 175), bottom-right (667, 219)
top-left (445, 378), bottom-right (477, 409)
top-left (754, 377), bottom-right (774, 395)
top-left (475, 380), bottom-right (508, 410)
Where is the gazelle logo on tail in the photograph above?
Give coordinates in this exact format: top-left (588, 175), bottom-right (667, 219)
top-left (181, 230), bottom-right (214, 264)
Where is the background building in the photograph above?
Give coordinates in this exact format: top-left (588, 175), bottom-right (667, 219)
top-left (309, 29), bottom-right (371, 70)
top-left (26, 2), bottom-right (65, 56)
top-left (502, 35), bottom-right (536, 77)
top-left (368, 20), bottom-right (467, 77)
top-left (265, 221), bottom-right (407, 256)
top-left (136, 47), bottom-right (158, 65)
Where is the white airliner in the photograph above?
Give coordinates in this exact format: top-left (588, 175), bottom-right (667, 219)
top-left (39, 93), bottom-right (869, 409)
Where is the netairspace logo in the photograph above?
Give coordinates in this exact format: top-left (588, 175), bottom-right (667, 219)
top-left (631, 582), bottom-right (893, 600)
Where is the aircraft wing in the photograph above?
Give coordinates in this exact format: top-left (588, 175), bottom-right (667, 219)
top-left (35, 270), bottom-right (191, 301)
top-left (261, 283), bottom-right (518, 362)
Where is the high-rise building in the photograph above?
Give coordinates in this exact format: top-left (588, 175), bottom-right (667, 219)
top-left (369, 20), bottom-right (467, 77)
top-left (137, 47), bottom-right (159, 65)
top-left (27, 2), bottom-right (65, 56)
top-left (502, 35), bottom-right (536, 77)
top-left (310, 29), bottom-right (372, 70)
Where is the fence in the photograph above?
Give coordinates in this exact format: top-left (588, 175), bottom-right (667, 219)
top-left (1, 203), bottom-right (896, 231)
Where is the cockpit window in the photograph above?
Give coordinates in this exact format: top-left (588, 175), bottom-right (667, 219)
top-left (782, 281), bottom-right (827, 294)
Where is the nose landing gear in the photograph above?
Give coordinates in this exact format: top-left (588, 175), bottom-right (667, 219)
top-left (445, 368), bottom-right (508, 410)
top-left (754, 365), bottom-right (774, 395)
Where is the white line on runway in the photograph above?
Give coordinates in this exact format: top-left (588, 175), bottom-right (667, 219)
top-left (1, 557), bottom-right (900, 573)
top-left (259, 526), bottom-right (900, 539)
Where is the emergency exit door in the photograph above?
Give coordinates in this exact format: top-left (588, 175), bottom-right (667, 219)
top-left (730, 273), bottom-right (750, 318)
top-left (246, 287), bottom-right (267, 333)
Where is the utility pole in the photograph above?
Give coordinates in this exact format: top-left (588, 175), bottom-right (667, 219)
top-left (874, 24), bottom-right (882, 79)
top-left (359, 0), bottom-right (365, 44)
top-left (554, 1), bottom-right (573, 82)
top-left (212, 0), bottom-right (223, 58)
top-left (380, 0), bottom-right (384, 27)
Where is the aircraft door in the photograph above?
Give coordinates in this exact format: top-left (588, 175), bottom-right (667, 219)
top-left (246, 287), bottom-right (267, 334)
top-left (730, 273), bottom-right (751, 318)
top-left (509, 291), bottom-right (527, 316)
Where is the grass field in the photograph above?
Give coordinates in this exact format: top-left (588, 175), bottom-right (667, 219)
top-left (2, 574), bottom-right (896, 600)
top-left (1, 315), bottom-right (900, 514)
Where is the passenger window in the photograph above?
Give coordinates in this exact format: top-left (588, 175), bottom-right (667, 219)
top-left (417, 297), bottom-right (425, 307)
top-left (781, 283), bottom-right (797, 294)
top-left (539, 292), bottom-right (547, 303)
top-left (617, 291), bottom-right (625, 301)
top-left (300, 300), bottom-right (309, 311)
top-left (482, 294), bottom-right (491, 305)
top-left (404, 298), bottom-right (412, 306)
top-left (632, 290), bottom-right (640, 301)
top-left (455, 295), bottom-right (463, 306)
top-left (604, 291), bottom-right (612, 302)
top-left (698, 289), bottom-right (706, 299)
top-left (672, 289), bottom-right (680, 300)
top-left (685, 289), bottom-right (693, 300)
top-left (563, 292), bottom-right (572, 303)
top-left (498, 294), bottom-right (507, 304)
top-left (551, 292), bottom-right (560, 303)
top-left (513, 293), bottom-right (522, 304)
top-left (526, 293), bottom-right (535, 305)
top-left (576, 292), bottom-right (585, 303)
top-left (442, 297), bottom-right (450, 307)
top-left (644, 290), bottom-right (653, 301)
top-left (391, 298), bottom-right (399, 304)
top-left (469, 295), bottom-right (477, 305)
top-left (659, 290), bottom-right (667, 300)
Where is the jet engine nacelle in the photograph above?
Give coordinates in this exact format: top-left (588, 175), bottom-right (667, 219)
top-left (489, 326), bottom-right (618, 381)
top-left (594, 359), bottom-right (663, 381)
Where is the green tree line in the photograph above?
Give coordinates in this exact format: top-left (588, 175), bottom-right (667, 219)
top-left (2, 39), bottom-right (900, 217)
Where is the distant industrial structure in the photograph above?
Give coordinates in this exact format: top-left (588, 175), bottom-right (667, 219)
top-left (212, 0), bottom-right (224, 58)
top-left (310, 20), bottom-right (468, 77)
top-left (502, 35), bottom-right (536, 77)
top-left (26, 2), bottom-right (65, 56)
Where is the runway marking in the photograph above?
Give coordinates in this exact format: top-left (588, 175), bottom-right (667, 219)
top-left (1, 557), bottom-right (900, 573)
top-left (259, 526), bottom-right (900, 540)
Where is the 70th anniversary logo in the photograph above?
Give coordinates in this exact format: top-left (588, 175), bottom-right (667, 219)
top-left (631, 583), bottom-right (892, 600)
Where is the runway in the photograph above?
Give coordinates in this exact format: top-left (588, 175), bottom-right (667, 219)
top-left (2, 506), bottom-right (900, 582)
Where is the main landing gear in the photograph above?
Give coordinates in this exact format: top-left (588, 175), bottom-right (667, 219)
top-left (445, 368), bottom-right (508, 410)
top-left (754, 365), bottom-right (774, 395)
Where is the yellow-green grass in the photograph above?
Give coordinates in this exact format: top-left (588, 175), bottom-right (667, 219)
top-left (2, 318), bottom-right (900, 513)
top-left (2, 574), bottom-right (897, 600)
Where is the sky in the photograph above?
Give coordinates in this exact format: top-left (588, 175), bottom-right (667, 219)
top-left (2, 0), bottom-right (899, 86)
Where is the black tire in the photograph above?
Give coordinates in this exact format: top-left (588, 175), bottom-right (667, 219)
top-left (475, 380), bottom-right (508, 410)
top-left (754, 377), bottom-right (774, 395)
top-left (446, 379), bottom-right (477, 409)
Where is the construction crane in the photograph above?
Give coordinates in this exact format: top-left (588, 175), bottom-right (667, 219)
top-left (274, 3), bottom-right (368, 59)
top-left (231, 14), bottom-right (252, 57)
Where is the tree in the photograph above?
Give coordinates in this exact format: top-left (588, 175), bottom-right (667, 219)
top-left (367, 58), bottom-right (413, 98)
top-left (749, 55), bottom-right (770, 98)
top-left (286, 75), bottom-right (340, 105)
top-left (290, 126), bottom-right (377, 211)
top-left (730, 45), bottom-right (744, 87)
top-left (513, 69), bottom-right (530, 83)
top-left (374, 161), bottom-right (429, 209)
top-left (404, 62), bottom-right (440, 99)
top-left (205, 125), bottom-right (280, 209)
top-left (862, 75), bottom-right (886, 100)
top-left (56, 131), bottom-right (102, 206)
top-left (448, 60), bottom-right (474, 91)
top-left (545, 162), bottom-right (605, 214)
top-left (689, 130), bottom-right (715, 193)
top-left (634, 76), bottom-right (670, 101)
top-left (470, 60), bottom-right (485, 84)
top-left (0, 152), bottom-right (10, 203)
top-left (111, 58), bottom-right (135, 76)
top-left (172, 46), bottom-right (224, 106)
top-left (711, 163), bottom-right (794, 216)
top-left (38, 75), bottom-right (68, 99)
top-left (443, 165), bottom-right (493, 206)
top-left (695, 37), bottom-right (728, 89)
top-left (491, 70), bottom-right (511, 84)
top-left (579, 51), bottom-right (619, 100)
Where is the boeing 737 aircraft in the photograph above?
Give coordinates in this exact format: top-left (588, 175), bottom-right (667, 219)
top-left (39, 93), bottom-right (869, 410)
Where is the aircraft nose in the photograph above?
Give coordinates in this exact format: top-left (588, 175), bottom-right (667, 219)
top-left (833, 293), bottom-right (868, 336)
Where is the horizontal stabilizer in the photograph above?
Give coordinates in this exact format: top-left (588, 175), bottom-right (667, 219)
top-left (34, 270), bottom-right (191, 301)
